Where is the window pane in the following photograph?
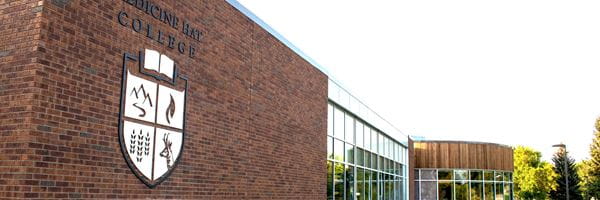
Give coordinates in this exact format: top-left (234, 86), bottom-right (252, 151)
top-left (328, 104), bottom-right (333, 136)
top-left (397, 178), bottom-right (403, 200)
top-left (334, 139), bottom-right (344, 162)
top-left (495, 182), bottom-right (503, 200)
top-left (386, 174), bottom-right (392, 200)
top-left (494, 171), bottom-right (503, 181)
top-left (415, 170), bottom-right (420, 180)
top-left (381, 173), bottom-right (386, 200)
top-left (371, 171), bottom-right (378, 200)
top-left (346, 143), bottom-right (354, 164)
top-left (421, 181), bottom-right (438, 200)
top-left (402, 146), bottom-right (406, 164)
top-left (382, 137), bottom-right (387, 157)
top-left (378, 133), bottom-right (384, 154)
top-left (384, 139), bottom-right (388, 158)
top-left (386, 138), bottom-right (391, 158)
top-left (393, 143), bottom-right (398, 162)
top-left (394, 178), bottom-right (398, 200)
top-left (471, 182), bottom-right (484, 200)
top-left (387, 174), bottom-right (393, 200)
top-left (391, 142), bottom-right (395, 161)
top-left (510, 183), bottom-right (514, 200)
top-left (379, 173), bottom-right (384, 200)
top-left (334, 108), bottom-right (344, 140)
top-left (415, 181), bottom-right (420, 200)
top-left (328, 137), bottom-right (333, 160)
top-left (364, 127), bottom-right (371, 151)
top-left (345, 114), bottom-right (354, 144)
top-left (391, 176), bottom-right (396, 200)
top-left (397, 144), bottom-right (401, 163)
top-left (484, 171), bottom-right (494, 181)
top-left (346, 165), bottom-right (355, 200)
top-left (357, 168), bottom-right (365, 200)
top-left (398, 144), bottom-right (402, 162)
top-left (387, 139), bottom-right (392, 158)
top-left (328, 161), bottom-right (334, 199)
top-left (356, 121), bottom-right (364, 148)
top-left (438, 182), bottom-right (453, 200)
top-left (402, 148), bottom-right (406, 164)
top-left (504, 172), bottom-right (511, 182)
top-left (371, 153), bottom-right (377, 169)
top-left (455, 181), bottom-right (469, 200)
top-left (484, 183), bottom-right (494, 200)
top-left (334, 162), bottom-right (344, 200)
top-left (365, 170), bottom-right (371, 200)
top-left (356, 148), bottom-right (364, 166)
top-left (470, 170), bottom-right (483, 181)
top-left (371, 131), bottom-right (378, 153)
top-left (504, 183), bottom-right (510, 200)
top-left (386, 160), bottom-right (391, 175)
top-left (364, 152), bottom-right (370, 169)
top-left (399, 148), bottom-right (403, 164)
top-left (438, 170), bottom-right (453, 180)
top-left (401, 164), bottom-right (405, 176)
top-left (455, 170), bottom-right (468, 180)
top-left (421, 170), bottom-right (437, 180)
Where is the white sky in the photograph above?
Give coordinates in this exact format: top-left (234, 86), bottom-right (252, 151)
top-left (237, 0), bottom-right (600, 162)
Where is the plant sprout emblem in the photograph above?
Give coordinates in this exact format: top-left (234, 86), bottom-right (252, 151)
top-left (118, 49), bottom-right (188, 188)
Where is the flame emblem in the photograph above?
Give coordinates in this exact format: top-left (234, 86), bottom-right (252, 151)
top-left (166, 94), bottom-right (175, 124)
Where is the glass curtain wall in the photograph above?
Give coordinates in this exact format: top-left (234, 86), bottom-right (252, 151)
top-left (327, 102), bottom-right (408, 200)
top-left (414, 169), bottom-right (514, 200)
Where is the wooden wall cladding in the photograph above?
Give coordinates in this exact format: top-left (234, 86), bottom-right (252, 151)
top-left (414, 141), bottom-right (514, 171)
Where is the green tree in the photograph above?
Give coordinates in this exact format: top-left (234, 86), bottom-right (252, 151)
top-left (550, 147), bottom-right (583, 200)
top-left (513, 146), bottom-right (558, 200)
top-left (577, 160), bottom-right (600, 200)
top-left (578, 117), bottom-right (600, 199)
top-left (593, 117), bottom-right (600, 176)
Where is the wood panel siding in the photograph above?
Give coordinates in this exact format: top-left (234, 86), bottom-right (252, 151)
top-left (414, 141), bottom-right (513, 171)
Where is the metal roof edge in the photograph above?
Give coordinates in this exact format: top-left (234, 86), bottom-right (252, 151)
top-left (226, 0), bottom-right (409, 144)
top-left (225, 0), bottom-right (330, 76)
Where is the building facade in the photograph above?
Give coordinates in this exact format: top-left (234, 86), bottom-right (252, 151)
top-left (327, 80), bottom-right (410, 200)
top-left (1, 0), bottom-right (329, 198)
top-left (413, 141), bottom-right (514, 200)
top-left (0, 0), bottom-right (511, 199)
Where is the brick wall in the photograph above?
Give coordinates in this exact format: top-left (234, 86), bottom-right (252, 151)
top-left (1, 0), bottom-right (328, 199)
top-left (0, 0), bottom-right (44, 198)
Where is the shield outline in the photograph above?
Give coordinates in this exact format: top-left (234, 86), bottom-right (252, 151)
top-left (117, 50), bottom-right (189, 188)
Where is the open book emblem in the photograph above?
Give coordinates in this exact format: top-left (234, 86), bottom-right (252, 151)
top-left (117, 49), bottom-right (188, 188)
top-left (143, 49), bottom-right (175, 80)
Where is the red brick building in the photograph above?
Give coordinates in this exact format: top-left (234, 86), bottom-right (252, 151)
top-left (2, 0), bottom-right (513, 199)
top-left (1, 0), bottom-right (332, 198)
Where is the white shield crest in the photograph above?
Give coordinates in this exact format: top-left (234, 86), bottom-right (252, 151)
top-left (118, 49), bottom-right (188, 188)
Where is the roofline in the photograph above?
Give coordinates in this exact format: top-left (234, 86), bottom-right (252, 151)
top-left (413, 139), bottom-right (513, 149)
top-left (227, 0), bottom-right (410, 144)
top-left (225, 0), bottom-right (330, 76)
